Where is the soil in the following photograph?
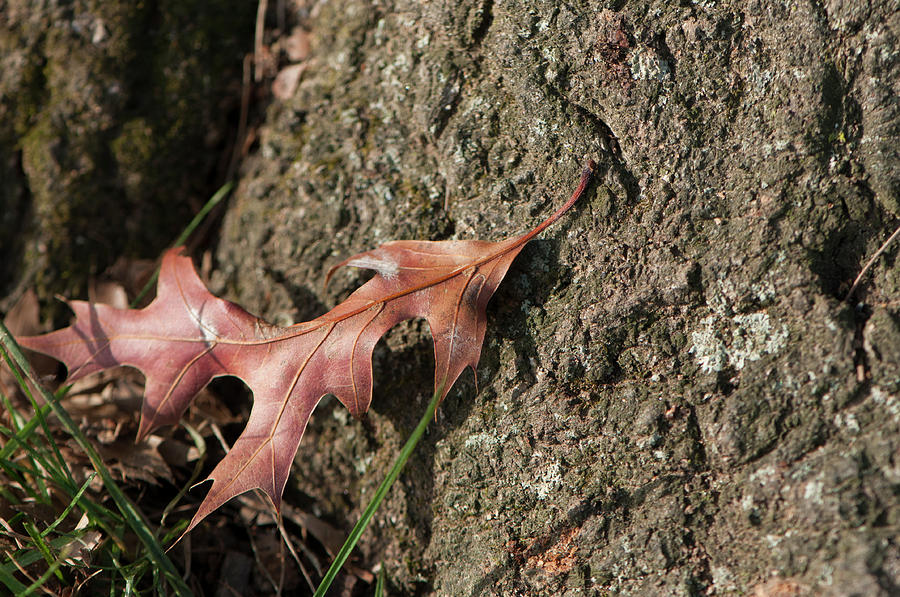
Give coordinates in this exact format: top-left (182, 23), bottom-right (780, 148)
top-left (3, 0), bottom-right (900, 596)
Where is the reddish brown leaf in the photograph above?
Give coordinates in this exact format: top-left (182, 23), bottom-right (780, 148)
top-left (18, 161), bottom-right (594, 530)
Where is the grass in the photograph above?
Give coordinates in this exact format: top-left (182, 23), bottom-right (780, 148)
top-left (313, 384), bottom-right (444, 596)
top-left (1, 315), bottom-right (443, 595)
top-left (0, 182), bottom-right (234, 595)
top-left (0, 322), bottom-right (192, 595)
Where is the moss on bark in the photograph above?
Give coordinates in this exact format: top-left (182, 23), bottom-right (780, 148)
top-left (0, 0), bottom-right (254, 314)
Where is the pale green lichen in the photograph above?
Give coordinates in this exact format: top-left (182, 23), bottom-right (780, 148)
top-left (690, 311), bottom-right (789, 374)
top-left (870, 386), bottom-right (900, 423)
top-left (521, 453), bottom-right (563, 500)
top-left (803, 478), bottom-right (825, 504)
top-left (464, 431), bottom-right (506, 450)
top-left (711, 565), bottom-right (737, 593)
top-left (629, 46), bottom-right (671, 82)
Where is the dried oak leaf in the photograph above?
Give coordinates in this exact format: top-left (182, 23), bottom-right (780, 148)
top-left (19, 162), bottom-right (594, 531)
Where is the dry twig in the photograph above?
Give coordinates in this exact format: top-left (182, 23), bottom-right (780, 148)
top-left (846, 223), bottom-right (900, 302)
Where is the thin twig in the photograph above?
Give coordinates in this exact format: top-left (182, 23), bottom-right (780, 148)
top-left (846, 223), bottom-right (900, 302)
top-left (208, 422), bottom-right (231, 454)
top-left (3, 549), bottom-right (34, 580)
top-left (227, 53), bottom-right (253, 181)
top-left (254, 0), bottom-right (268, 82)
top-left (181, 533), bottom-right (192, 583)
top-left (277, 512), bottom-right (315, 593)
top-left (277, 524), bottom-right (285, 597)
top-left (247, 526), bottom-right (279, 593)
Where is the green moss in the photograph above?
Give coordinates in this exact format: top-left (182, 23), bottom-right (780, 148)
top-left (11, 55), bottom-right (46, 137)
top-left (2, 1), bottom-right (255, 312)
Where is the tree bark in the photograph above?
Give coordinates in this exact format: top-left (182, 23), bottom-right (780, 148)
top-left (217, 1), bottom-right (900, 594)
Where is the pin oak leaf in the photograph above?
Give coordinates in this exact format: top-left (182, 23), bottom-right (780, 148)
top-left (18, 161), bottom-right (594, 531)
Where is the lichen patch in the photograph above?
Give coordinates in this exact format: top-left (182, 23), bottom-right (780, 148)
top-left (690, 311), bottom-right (789, 374)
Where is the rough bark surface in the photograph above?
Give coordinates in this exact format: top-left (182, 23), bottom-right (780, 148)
top-left (215, 1), bottom-right (900, 595)
top-left (5, 0), bottom-right (900, 595)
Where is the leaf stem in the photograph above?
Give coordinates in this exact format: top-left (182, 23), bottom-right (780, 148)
top-left (313, 382), bottom-right (445, 597)
top-left (516, 158), bottom-right (596, 244)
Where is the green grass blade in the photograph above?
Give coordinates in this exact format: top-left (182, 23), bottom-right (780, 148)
top-left (171, 180), bottom-right (234, 249)
top-left (313, 383), bottom-right (444, 597)
top-left (16, 375), bottom-right (76, 490)
top-left (19, 544), bottom-right (70, 597)
top-left (0, 564), bottom-right (28, 594)
top-left (131, 181), bottom-right (234, 307)
top-left (375, 565), bottom-right (385, 597)
top-left (41, 473), bottom-right (96, 538)
top-left (0, 483), bottom-right (20, 506)
top-left (22, 521), bottom-right (64, 582)
top-left (159, 422), bottom-right (206, 529)
top-left (0, 357), bottom-right (28, 432)
top-left (0, 321), bottom-right (194, 596)
top-left (0, 383), bottom-right (122, 535)
top-left (0, 349), bottom-right (66, 486)
top-left (0, 375), bottom-right (74, 500)
top-left (0, 376), bottom-right (66, 463)
top-left (4, 534), bottom-right (84, 569)
top-left (0, 402), bottom-right (52, 462)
